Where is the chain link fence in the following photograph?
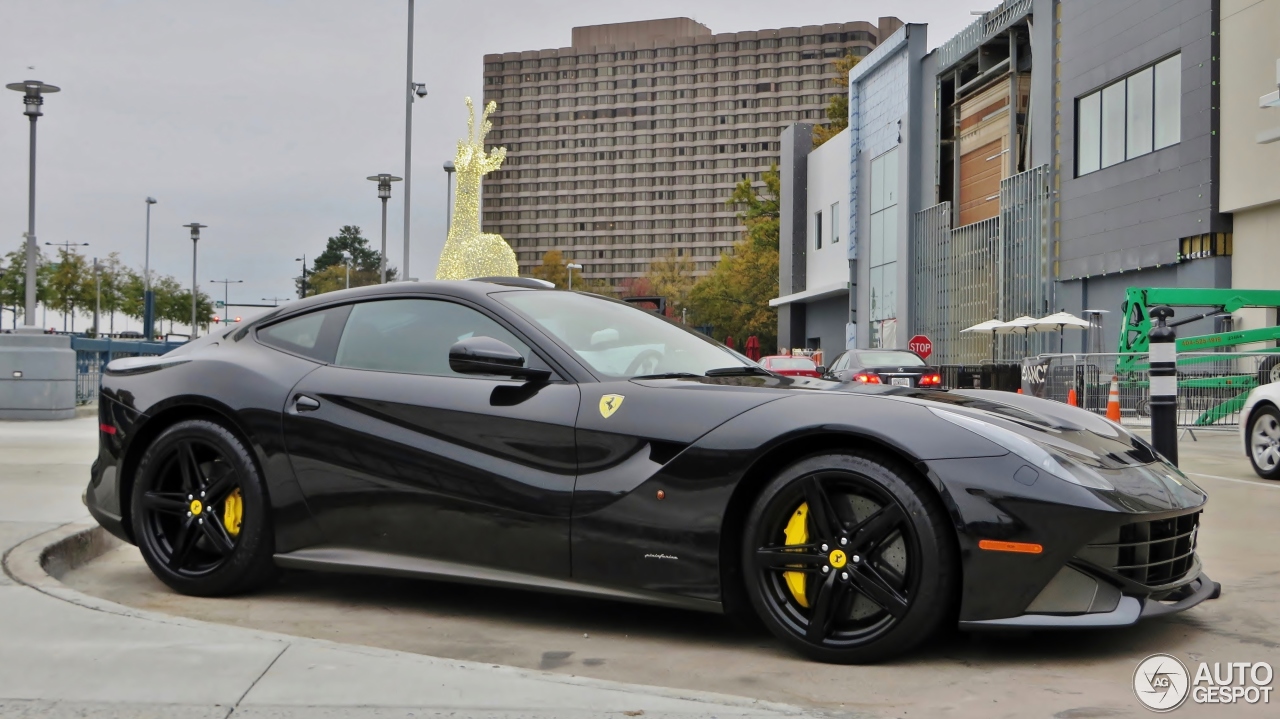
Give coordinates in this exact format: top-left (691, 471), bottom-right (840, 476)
top-left (1021, 352), bottom-right (1280, 429)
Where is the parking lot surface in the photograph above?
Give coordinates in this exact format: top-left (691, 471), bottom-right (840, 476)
top-left (57, 423), bottom-right (1280, 717)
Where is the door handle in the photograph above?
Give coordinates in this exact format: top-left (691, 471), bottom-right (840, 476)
top-left (292, 394), bottom-right (321, 413)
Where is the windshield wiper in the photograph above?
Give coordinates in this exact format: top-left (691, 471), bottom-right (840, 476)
top-left (632, 372), bottom-right (702, 380)
top-left (704, 366), bottom-right (774, 377)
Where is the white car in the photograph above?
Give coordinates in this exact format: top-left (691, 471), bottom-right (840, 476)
top-left (1241, 383), bottom-right (1280, 479)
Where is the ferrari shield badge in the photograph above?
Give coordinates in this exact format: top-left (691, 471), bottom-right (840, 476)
top-left (599, 394), bottom-right (625, 418)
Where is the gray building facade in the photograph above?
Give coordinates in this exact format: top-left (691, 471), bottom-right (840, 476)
top-left (1055, 0), bottom-right (1230, 349)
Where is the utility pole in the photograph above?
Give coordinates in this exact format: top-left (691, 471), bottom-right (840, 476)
top-left (210, 279), bottom-right (242, 325)
top-left (403, 0), bottom-right (427, 281)
top-left (295, 255), bottom-right (308, 298)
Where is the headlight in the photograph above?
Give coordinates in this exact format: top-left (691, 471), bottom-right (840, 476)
top-left (929, 407), bottom-right (1114, 490)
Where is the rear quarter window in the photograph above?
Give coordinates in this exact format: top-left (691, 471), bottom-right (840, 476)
top-left (256, 305), bottom-right (351, 362)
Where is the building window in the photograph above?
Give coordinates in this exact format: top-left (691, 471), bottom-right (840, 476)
top-left (868, 148), bottom-right (899, 348)
top-left (1076, 54), bottom-right (1180, 176)
top-left (830, 202), bottom-right (839, 243)
top-left (814, 209), bottom-right (823, 249)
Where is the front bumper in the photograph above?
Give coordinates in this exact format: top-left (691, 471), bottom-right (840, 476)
top-left (960, 571), bottom-right (1221, 629)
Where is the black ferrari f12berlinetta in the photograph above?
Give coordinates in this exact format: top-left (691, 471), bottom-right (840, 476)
top-left (87, 278), bottom-right (1219, 663)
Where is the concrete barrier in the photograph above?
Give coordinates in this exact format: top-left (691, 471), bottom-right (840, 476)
top-left (0, 333), bottom-right (76, 420)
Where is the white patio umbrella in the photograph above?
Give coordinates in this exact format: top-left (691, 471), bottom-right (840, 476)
top-left (961, 319), bottom-right (1011, 361)
top-left (1031, 311), bottom-right (1092, 353)
top-left (997, 316), bottom-right (1042, 358)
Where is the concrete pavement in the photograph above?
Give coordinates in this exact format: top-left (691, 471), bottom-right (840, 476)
top-left (0, 415), bottom-right (809, 719)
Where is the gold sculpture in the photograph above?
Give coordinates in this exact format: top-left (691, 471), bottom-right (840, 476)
top-left (435, 98), bottom-right (519, 280)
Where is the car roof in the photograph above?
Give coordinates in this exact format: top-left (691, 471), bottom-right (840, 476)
top-left (271, 278), bottom-right (549, 318)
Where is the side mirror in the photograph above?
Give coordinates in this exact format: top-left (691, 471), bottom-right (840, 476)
top-left (816, 366), bottom-right (827, 375)
top-left (449, 336), bottom-right (550, 382)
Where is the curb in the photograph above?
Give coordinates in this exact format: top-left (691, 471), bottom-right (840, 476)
top-left (3, 522), bottom-right (821, 717)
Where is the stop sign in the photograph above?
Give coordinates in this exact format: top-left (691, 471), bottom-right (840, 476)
top-left (908, 335), bottom-right (933, 360)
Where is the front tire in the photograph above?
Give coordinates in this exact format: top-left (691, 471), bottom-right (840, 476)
top-left (742, 451), bottom-right (956, 663)
top-left (1248, 405), bottom-right (1280, 480)
top-left (130, 419), bottom-right (278, 596)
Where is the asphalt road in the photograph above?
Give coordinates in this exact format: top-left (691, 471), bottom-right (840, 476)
top-left (64, 426), bottom-right (1280, 718)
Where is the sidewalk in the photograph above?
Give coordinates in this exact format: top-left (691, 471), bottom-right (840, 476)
top-left (0, 417), bottom-right (812, 719)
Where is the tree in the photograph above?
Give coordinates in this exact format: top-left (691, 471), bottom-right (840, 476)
top-left (528, 250), bottom-right (569, 288)
top-left (47, 248), bottom-right (94, 332)
top-left (643, 252), bottom-right (698, 320)
top-left (300, 225), bottom-right (396, 297)
top-left (812, 54), bottom-right (861, 148)
top-left (0, 243), bottom-right (48, 329)
top-left (687, 165), bottom-right (781, 350)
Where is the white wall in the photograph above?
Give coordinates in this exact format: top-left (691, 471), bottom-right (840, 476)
top-left (805, 127), bottom-right (851, 291)
top-left (1220, 0), bottom-right (1280, 213)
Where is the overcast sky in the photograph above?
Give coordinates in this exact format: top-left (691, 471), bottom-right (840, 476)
top-left (2, 0), bottom-right (974, 326)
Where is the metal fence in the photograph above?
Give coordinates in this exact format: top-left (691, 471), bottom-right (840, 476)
top-left (72, 337), bottom-right (185, 404)
top-left (935, 0), bottom-right (1034, 71)
top-left (911, 165), bottom-right (1052, 365)
top-left (1022, 352), bottom-right (1280, 428)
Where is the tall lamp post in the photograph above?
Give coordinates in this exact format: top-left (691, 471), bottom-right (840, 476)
top-left (183, 223), bottom-right (206, 338)
top-left (366, 174), bottom-right (402, 283)
top-left (403, 0), bottom-right (428, 281)
top-left (443, 161), bottom-right (455, 236)
top-left (567, 262), bottom-right (582, 291)
top-left (44, 240), bottom-right (88, 332)
top-left (143, 197), bottom-right (157, 339)
top-left (6, 80), bottom-right (59, 331)
top-left (93, 257), bottom-right (102, 336)
top-left (295, 255), bottom-right (308, 298)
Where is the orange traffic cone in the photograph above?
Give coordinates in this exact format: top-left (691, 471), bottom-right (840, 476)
top-left (1017, 388), bottom-right (1023, 394)
top-left (1106, 375), bottom-right (1122, 422)
top-left (1066, 388), bottom-right (1078, 407)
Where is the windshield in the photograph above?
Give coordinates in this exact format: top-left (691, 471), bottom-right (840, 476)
top-left (767, 357), bottom-right (816, 370)
top-left (497, 290), bottom-right (752, 379)
top-left (855, 351), bottom-right (926, 367)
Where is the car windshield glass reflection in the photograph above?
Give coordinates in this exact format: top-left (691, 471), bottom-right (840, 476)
top-left (498, 290), bottom-right (751, 379)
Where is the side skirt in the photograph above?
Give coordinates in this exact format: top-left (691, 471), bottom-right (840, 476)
top-left (273, 546), bottom-right (724, 615)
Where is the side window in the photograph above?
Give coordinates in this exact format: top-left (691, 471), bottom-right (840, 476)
top-left (257, 305), bottom-right (351, 363)
top-left (334, 299), bottom-right (533, 377)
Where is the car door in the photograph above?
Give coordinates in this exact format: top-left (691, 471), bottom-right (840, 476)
top-left (280, 296), bottom-right (580, 578)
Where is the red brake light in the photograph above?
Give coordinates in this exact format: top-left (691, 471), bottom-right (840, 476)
top-left (853, 372), bottom-right (881, 384)
top-left (920, 373), bottom-right (943, 386)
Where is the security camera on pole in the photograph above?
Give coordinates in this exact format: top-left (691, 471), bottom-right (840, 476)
top-left (1148, 306), bottom-right (1179, 465)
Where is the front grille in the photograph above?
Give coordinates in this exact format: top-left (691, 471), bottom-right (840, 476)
top-left (1078, 512), bottom-right (1200, 588)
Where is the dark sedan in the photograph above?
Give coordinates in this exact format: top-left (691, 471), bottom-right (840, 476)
top-left (86, 278), bottom-right (1218, 664)
top-left (825, 349), bottom-right (943, 388)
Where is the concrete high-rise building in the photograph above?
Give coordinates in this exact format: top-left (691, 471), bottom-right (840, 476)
top-left (480, 16), bottom-right (903, 287)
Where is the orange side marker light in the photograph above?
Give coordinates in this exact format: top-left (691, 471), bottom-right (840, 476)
top-left (978, 539), bottom-right (1043, 554)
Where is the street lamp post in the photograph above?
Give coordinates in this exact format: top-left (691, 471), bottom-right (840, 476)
top-left (93, 257), bottom-right (102, 336)
top-left (443, 161), bottom-right (455, 236)
top-left (183, 223), bottom-right (206, 338)
top-left (566, 262), bottom-right (582, 291)
top-left (403, 0), bottom-right (428, 282)
top-left (210, 279), bottom-right (242, 325)
top-left (366, 174), bottom-right (402, 283)
top-left (143, 197), bottom-right (157, 339)
top-left (344, 252), bottom-right (352, 289)
top-left (295, 255), bottom-right (308, 298)
top-left (44, 241), bottom-right (88, 332)
top-left (5, 79), bottom-right (59, 331)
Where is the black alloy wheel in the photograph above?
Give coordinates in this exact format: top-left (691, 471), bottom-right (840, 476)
top-left (131, 419), bottom-right (278, 596)
top-left (743, 452), bottom-right (956, 663)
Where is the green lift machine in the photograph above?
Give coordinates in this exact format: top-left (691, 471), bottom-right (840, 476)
top-left (1115, 288), bottom-right (1280, 425)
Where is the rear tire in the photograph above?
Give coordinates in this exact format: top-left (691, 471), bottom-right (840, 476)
top-left (741, 451), bottom-right (956, 663)
top-left (1247, 405), bottom-right (1280, 481)
top-left (130, 419), bottom-right (279, 596)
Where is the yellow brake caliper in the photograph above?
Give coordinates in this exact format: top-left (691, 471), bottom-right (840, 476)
top-left (783, 503), bottom-right (810, 608)
top-left (223, 489), bottom-right (243, 537)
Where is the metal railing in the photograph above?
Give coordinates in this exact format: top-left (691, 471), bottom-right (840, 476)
top-left (935, 0), bottom-right (1035, 71)
top-left (1022, 352), bottom-right (1279, 428)
top-left (72, 337), bottom-right (184, 405)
